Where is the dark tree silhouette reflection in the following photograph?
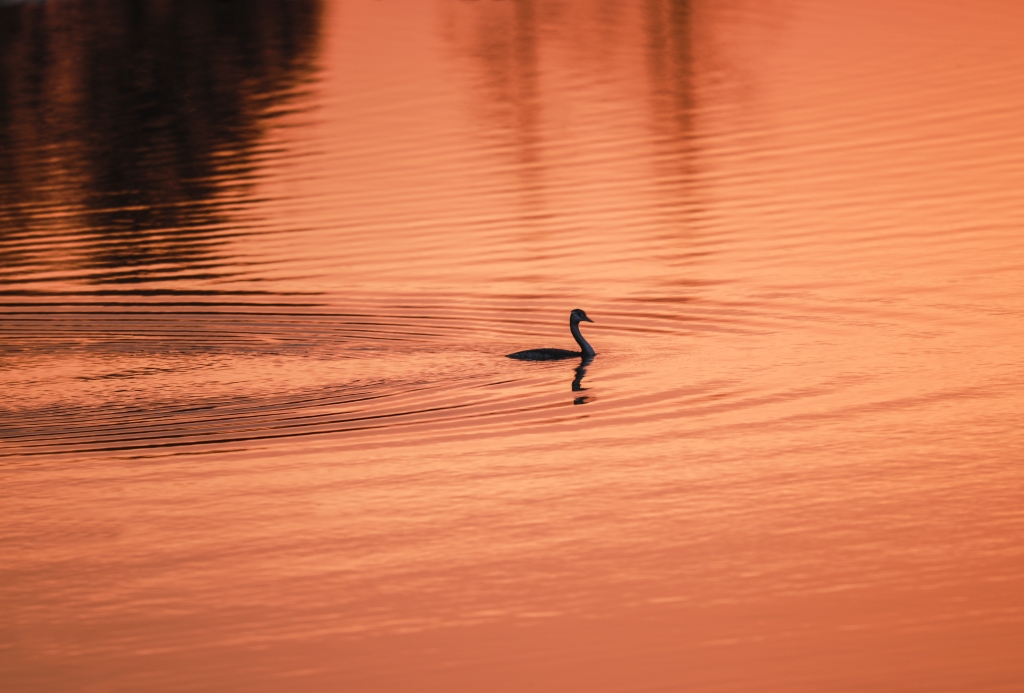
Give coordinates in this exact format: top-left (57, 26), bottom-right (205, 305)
top-left (0, 0), bottom-right (322, 288)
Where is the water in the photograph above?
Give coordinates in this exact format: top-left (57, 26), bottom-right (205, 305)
top-left (2, 1), bottom-right (1023, 691)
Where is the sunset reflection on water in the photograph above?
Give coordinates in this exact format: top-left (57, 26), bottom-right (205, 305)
top-left (2, 1), bottom-right (1023, 691)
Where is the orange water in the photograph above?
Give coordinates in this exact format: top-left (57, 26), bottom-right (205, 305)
top-left (2, 1), bottom-right (1024, 691)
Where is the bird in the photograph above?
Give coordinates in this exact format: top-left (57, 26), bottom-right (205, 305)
top-left (507, 309), bottom-right (596, 360)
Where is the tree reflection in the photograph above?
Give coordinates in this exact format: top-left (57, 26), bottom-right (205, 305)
top-left (646, 0), bottom-right (697, 183)
top-left (0, 0), bottom-right (322, 286)
top-left (439, 0), bottom-right (702, 271)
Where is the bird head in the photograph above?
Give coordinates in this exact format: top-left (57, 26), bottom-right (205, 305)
top-left (570, 308), bottom-right (594, 324)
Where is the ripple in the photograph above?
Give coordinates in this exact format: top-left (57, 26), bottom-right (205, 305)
top-left (0, 293), bottom-right (769, 458)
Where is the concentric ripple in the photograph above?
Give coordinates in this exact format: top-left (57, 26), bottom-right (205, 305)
top-left (1, 295), bottom-right (750, 457)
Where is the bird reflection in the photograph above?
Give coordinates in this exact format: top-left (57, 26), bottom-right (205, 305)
top-left (572, 355), bottom-right (593, 405)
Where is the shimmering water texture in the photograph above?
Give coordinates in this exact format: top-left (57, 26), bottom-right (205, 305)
top-left (3, 1), bottom-right (1024, 691)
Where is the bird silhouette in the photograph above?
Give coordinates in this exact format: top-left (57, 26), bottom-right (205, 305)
top-left (507, 309), bottom-right (596, 360)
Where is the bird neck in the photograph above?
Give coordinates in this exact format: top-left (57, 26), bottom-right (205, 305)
top-left (570, 321), bottom-right (595, 357)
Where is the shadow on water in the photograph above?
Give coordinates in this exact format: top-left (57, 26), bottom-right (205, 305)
top-left (0, 0), bottom-right (323, 288)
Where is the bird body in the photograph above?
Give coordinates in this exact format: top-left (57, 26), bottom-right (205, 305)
top-left (507, 347), bottom-right (582, 361)
top-left (507, 309), bottom-right (595, 360)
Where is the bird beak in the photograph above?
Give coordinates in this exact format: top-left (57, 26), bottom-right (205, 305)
top-left (583, 316), bottom-right (594, 323)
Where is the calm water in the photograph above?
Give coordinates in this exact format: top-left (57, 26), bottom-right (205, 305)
top-left (2, 1), bottom-right (1024, 691)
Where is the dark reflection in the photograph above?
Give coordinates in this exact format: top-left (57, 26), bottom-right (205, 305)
top-left (439, 0), bottom-right (544, 217)
top-left (571, 355), bottom-right (593, 405)
top-left (645, 0), bottom-right (704, 263)
top-left (647, 0), bottom-right (695, 155)
top-left (0, 0), bottom-right (322, 286)
top-left (442, 0), bottom-right (701, 252)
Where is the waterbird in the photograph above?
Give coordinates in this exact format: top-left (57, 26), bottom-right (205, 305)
top-left (507, 309), bottom-right (596, 360)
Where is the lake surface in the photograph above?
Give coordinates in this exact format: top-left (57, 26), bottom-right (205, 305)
top-left (2, 1), bottom-right (1023, 691)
